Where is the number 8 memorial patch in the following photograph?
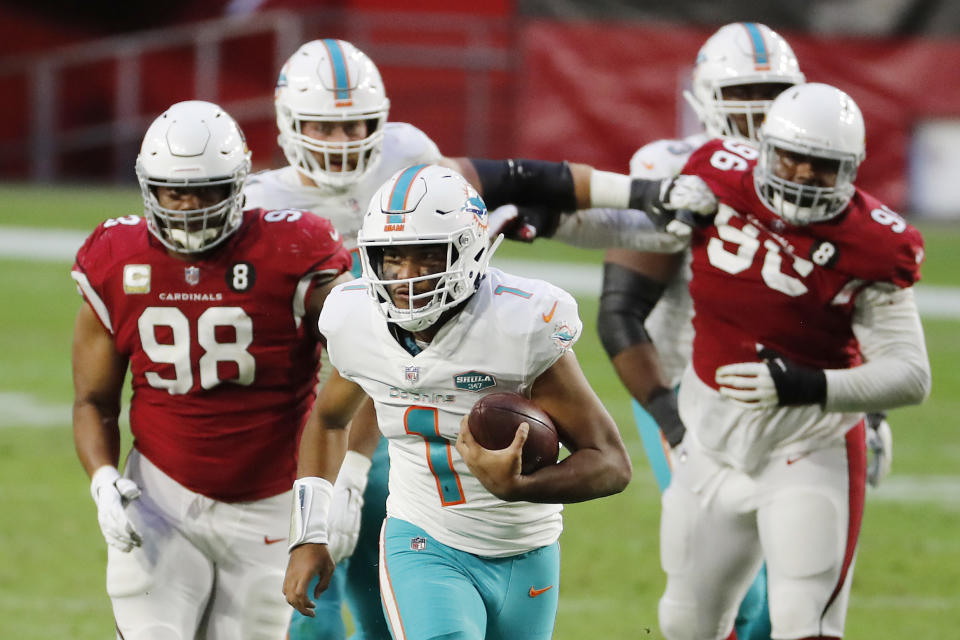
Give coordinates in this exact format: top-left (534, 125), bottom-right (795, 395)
top-left (809, 241), bottom-right (839, 268)
top-left (226, 262), bottom-right (257, 292)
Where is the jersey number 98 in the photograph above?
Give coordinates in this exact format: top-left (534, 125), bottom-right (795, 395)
top-left (138, 306), bottom-right (255, 394)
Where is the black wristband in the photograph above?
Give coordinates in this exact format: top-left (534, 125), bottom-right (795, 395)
top-left (760, 349), bottom-right (827, 406)
top-left (645, 386), bottom-right (686, 448)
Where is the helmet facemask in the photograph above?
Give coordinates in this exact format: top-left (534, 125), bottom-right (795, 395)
top-left (277, 109), bottom-right (387, 189)
top-left (755, 141), bottom-right (859, 225)
top-left (698, 81), bottom-right (796, 141)
top-left (139, 168), bottom-right (247, 253)
top-left (361, 236), bottom-right (480, 332)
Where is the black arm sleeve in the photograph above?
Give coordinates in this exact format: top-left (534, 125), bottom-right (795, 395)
top-left (469, 158), bottom-right (577, 213)
top-left (597, 262), bottom-right (667, 359)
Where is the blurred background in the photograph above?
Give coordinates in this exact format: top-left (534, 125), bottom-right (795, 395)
top-left (2, 0), bottom-right (960, 219)
top-left (1, 2), bottom-right (958, 638)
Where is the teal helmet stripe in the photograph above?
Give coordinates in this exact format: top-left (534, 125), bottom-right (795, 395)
top-left (322, 38), bottom-right (351, 100)
top-left (388, 164), bottom-right (430, 212)
top-left (742, 22), bottom-right (769, 66)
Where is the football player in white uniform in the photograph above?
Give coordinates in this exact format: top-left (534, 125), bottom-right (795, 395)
top-left (283, 164), bottom-right (632, 640)
top-left (245, 37), bottom-right (710, 640)
top-left (244, 39), bottom-right (424, 640)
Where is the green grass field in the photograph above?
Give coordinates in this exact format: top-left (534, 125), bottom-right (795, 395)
top-left (0, 184), bottom-right (958, 638)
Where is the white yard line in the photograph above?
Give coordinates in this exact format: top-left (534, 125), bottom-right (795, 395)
top-left (3, 226), bottom-right (960, 317)
top-left (0, 392), bottom-right (72, 427)
top-left (0, 226), bottom-right (91, 261)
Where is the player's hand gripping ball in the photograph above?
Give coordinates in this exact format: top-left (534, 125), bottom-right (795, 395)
top-left (467, 392), bottom-right (559, 474)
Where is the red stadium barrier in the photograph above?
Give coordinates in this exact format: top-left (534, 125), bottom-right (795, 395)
top-left (516, 20), bottom-right (960, 212)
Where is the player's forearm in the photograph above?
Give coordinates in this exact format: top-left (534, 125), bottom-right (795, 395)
top-left (346, 398), bottom-right (381, 459)
top-left (297, 418), bottom-right (349, 483)
top-left (609, 344), bottom-right (671, 405)
top-left (512, 439), bottom-right (632, 503)
top-left (825, 286), bottom-right (931, 412)
top-left (72, 402), bottom-right (122, 477)
top-left (551, 208), bottom-right (689, 252)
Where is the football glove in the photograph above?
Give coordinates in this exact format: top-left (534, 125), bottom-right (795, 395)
top-left (90, 465), bottom-right (142, 552)
top-left (326, 451), bottom-right (371, 563)
top-left (628, 174), bottom-right (718, 231)
top-left (486, 204), bottom-right (562, 242)
top-left (866, 411), bottom-right (893, 488)
top-left (715, 346), bottom-right (826, 407)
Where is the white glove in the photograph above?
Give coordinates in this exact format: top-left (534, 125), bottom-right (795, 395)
top-left (326, 451), bottom-right (371, 563)
top-left (661, 174), bottom-right (718, 217)
top-left (866, 413), bottom-right (893, 488)
top-left (715, 362), bottom-right (779, 408)
top-left (90, 465), bottom-right (142, 552)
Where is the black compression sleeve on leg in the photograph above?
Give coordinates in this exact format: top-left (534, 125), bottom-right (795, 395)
top-left (469, 158), bottom-right (577, 212)
top-left (597, 262), bottom-right (667, 359)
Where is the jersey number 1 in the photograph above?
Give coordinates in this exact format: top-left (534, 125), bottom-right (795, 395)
top-left (404, 406), bottom-right (466, 506)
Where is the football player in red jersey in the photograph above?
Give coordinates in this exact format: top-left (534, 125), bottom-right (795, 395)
top-left (655, 83), bottom-right (931, 640)
top-left (71, 100), bottom-right (353, 640)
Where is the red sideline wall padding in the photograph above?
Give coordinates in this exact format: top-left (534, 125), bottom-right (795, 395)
top-left (517, 20), bottom-right (960, 212)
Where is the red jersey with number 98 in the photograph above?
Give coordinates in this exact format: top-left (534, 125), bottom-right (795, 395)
top-left (72, 209), bottom-right (351, 501)
top-left (681, 138), bottom-right (924, 390)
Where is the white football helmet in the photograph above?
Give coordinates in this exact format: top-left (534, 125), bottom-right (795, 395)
top-left (275, 39), bottom-right (390, 189)
top-left (754, 83), bottom-right (866, 225)
top-left (136, 100), bottom-right (251, 254)
top-left (685, 22), bottom-right (805, 141)
top-left (358, 164), bottom-right (499, 332)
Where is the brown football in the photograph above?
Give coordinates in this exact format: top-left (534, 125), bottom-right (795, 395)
top-left (467, 392), bottom-right (560, 474)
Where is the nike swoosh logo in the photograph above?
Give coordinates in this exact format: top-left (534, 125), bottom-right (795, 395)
top-left (264, 536), bottom-right (285, 545)
top-left (641, 161), bottom-right (655, 170)
top-left (330, 229), bottom-right (340, 241)
top-left (542, 301), bottom-right (558, 323)
top-left (529, 585), bottom-right (553, 598)
top-left (786, 453), bottom-right (810, 466)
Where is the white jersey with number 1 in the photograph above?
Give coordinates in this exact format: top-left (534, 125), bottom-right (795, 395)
top-left (318, 267), bottom-right (582, 558)
top-left (628, 132), bottom-right (708, 387)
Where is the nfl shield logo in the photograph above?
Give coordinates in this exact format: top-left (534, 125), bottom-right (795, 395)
top-left (410, 536), bottom-right (426, 551)
top-left (404, 365), bottom-right (420, 383)
top-left (185, 266), bottom-right (200, 286)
